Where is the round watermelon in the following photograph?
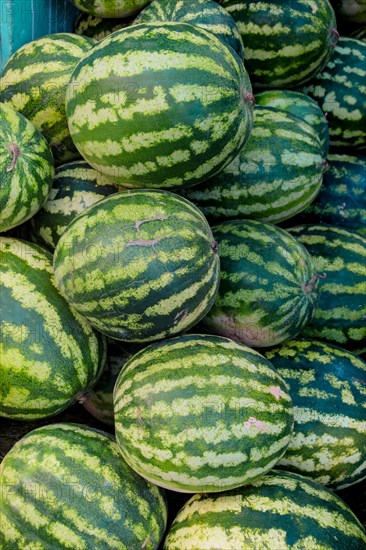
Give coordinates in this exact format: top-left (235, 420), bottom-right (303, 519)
top-left (114, 334), bottom-right (294, 492)
top-left (0, 34), bottom-right (96, 164)
top-left (71, 0), bottom-right (150, 17)
top-left (164, 471), bottom-right (366, 549)
top-left (74, 13), bottom-right (132, 40)
top-left (201, 220), bottom-right (319, 347)
top-left (286, 154), bottom-right (366, 233)
top-left (288, 224), bottom-right (366, 348)
top-left (0, 237), bottom-right (106, 420)
top-left (302, 37), bottom-right (366, 150)
top-left (266, 339), bottom-right (366, 490)
top-left (182, 106), bottom-right (325, 224)
top-left (255, 89), bottom-right (330, 157)
top-left (221, 0), bottom-right (338, 88)
top-left (65, 22), bottom-right (254, 189)
top-left (53, 190), bottom-right (220, 342)
top-left (0, 423), bottom-right (167, 549)
top-left (135, 0), bottom-right (245, 59)
top-left (0, 103), bottom-right (54, 233)
top-left (30, 160), bottom-right (123, 251)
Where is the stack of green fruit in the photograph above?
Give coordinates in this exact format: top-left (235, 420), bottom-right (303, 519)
top-left (1, 0), bottom-right (365, 548)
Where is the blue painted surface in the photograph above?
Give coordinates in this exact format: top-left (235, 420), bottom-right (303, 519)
top-left (1, 0), bottom-right (79, 70)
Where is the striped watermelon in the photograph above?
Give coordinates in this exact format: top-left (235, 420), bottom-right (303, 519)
top-left (114, 334), bottom-right (294, 493)
top-left (0, 103), bottom-right (54, 233)
top-left (182, 107), bottom-right (325, 224)
top-left (53, 190), bottom-right (220, 342)
top-left (266, 339), bottom-right (366, 490)
top-left (302, 37), bottom-right (366, 150)
top-left (0, 34), bottom-right (96, 164)
top-left (74, 13), bottom-right (132, 40)
top-left (0, 237), bottom-right (106, 420)
top-left (82, 340), bottom-right (133, 425)
top-left (288, 224), bottom-right (366, 348)
top-left (221, 0), bottom-right (338, 88)
top-left (72, 0), bottom-right (150, 17)
top-left (255, 89), bottom-right (330, 157)
top-left (286, 154), bottom-right (366, 233)
top-left (351, 26), bottom-right (366, 41)
top-left (164, 471), bottom-right (366, 549)
top-left (134, 0), bottom-right (245, 59)
top-left (201, 220), bottom-right (319, 348)
top-left (0, 423), bottom-right (167, 549)
top-left (65, 22), bottom-right (254, 189)
top-left (30, 160), bottom-right (123, 251)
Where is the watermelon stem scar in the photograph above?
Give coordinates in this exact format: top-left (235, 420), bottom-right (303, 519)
top-left (6, 143), bottom-right (20, 172)
top-left (303, 272), bottom-right (327, 294)
top-left (242, 90), bottom-right (255, 107)
top-left (330, 28), bottom-right (340, 47)
top-left (211, 241), bottom-right (219, 254)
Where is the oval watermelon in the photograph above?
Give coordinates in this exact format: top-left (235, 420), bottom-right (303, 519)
top-left (255, 89), bottom-right (330, 157)
top-left (53, 190), bottom-right (220, 342)
top-left (0, 34), bottom-right (96, 164)
top-left (30, 160), bottom-right (123, 251)
top-left (201, 220), bottom-right (319, 347)
top-left (285, 154), bottom-right (366, 233)
top-left (65, 22), bottom-right (254, 189)
top-left (0, 103), bottom-right (54, 233)
top-left (182, 106), bottom-right (325, 224)
top-left (74, 13), bottom-right (133, 40)
top-left (114, 334), bottom-right (294, 493)
top-left (288, 224), bottom-right (366, 348)
top-left (135, 0), bottom-right (245, 59)
top-left (0, 237), bottom-right (106, 420)
top-left (266, 338), bottom-right (366, 490)
top-left (221, 0), bottom-right (338, 88)
top-left (0, 423), bottom-right (167, 549)
top-left (302, 37), bottom-right (366, 150)
top-left (164, 471), bottom-right (366, 549)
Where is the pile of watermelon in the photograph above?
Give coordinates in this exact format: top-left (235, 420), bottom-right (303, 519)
top-left (1, 0), bottom-right (365, 548)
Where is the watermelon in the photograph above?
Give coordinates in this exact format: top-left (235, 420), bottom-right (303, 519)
top-left (0, 423), bottom-right (167, 549)
top-left (0, 103), bottom-right (54, 233)
top-left (134, 0), bottom-right (245, 59)
top-left (288, 224), bottom-right (366, 348)
top-left (255, 89), bottom-right (330, 157)
top-left (74, 13), bottom-right (133, 40)
top-left (164, 470), bottom-right (366, 549)
top-left (0, 34), bottom-right (96, 164)
top-left (114, 334), bottom-right (294, 493)
top-left (182, 106), bottom-right (325, 224)
top-left (221, 0), bottom-right (338, 88)
top-left (266, 338), bottom-right (366, 490)
top-left (0, 404), bottom-right (103, 462)
top-left (286, 154), bottom-right (366, 233)
top-left (65, 22), bottom-right (254, 189)
top-left (81, 340), bottom-right (133, 425)
top-left (201, 220), bottom-right (319, 348)
top-left (53, 190), bottom-right (220, 342)
top-left (0, 237), bottom-right (106, 420)
top-left (302, 37), bottom-right (366, 150)
top-left (351, 26), bottom-right (366, 40)
top-left (71, 0), bottom-right (151, 17)
top-left (30, 160), bottom-right (123, 251)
